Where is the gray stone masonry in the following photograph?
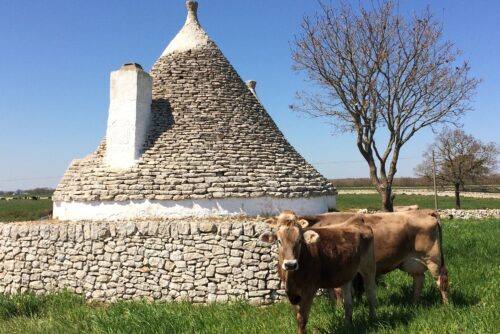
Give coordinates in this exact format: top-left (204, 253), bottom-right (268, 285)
top-left (0, 219), bottom-right (284, 304)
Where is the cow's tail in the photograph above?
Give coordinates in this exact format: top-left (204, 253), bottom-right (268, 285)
top-left (433, 211), bottom-right (449, 302)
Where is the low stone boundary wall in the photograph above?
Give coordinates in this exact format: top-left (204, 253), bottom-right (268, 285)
top-left (357, 208), bottom-right (500, 219)
top-left (0, 219), bottom-right (284, 303)
top-left (339, 189), bottom-right (500, 199)
top-left (439, 209), bottom-right (500, 220)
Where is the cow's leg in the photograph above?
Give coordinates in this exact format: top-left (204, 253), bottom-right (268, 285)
top-left (352, 273), bottom-right (365, 303)
top-left (359, 243), bottom-right (377, 319)
top-left (427, 261), bottom-right (449, 304)
top-left (400, 259), bottom-right (427, 304)
top-left (328, 288), bottom-right (343, 306)
top-left (411, 273), bottom-right (425, 304)
top-left (341, 282), bottom-right (354, 327)
top-left (359, 271), bottom-right (376, 319)
top-left (291, 288), bottom-right (316, 334)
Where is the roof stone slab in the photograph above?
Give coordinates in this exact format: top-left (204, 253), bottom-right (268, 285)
top-left (53, 1), bottom-right (336, 204)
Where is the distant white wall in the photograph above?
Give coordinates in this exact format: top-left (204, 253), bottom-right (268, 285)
top-left (53, 195), bottom-right (336, 221)
top-left (105, 64), bottom-right (152, 169)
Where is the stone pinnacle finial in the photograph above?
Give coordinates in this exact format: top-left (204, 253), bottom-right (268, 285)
top-left (161, 0), bottom-right (209, 56)
top-left (186, 1), bottom-right (199, 25)
top-left (246, 80), bottom-right (257, 96)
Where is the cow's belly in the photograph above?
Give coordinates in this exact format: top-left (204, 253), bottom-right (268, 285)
top-left (374, 244), bottom-right (413, 275)
top-left (398, 255), bottom-right (427, 275)
top-left (319, 266), bottom-right (358, 288)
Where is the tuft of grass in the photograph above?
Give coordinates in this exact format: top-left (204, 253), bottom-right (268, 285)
top-left (0, 292), bottom-right (47, 320)
top-left (336, 193), bottom-right (500, 211)
top-left (0, 219), bottom-right (499, 333)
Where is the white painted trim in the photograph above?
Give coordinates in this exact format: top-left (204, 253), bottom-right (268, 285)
top-left (53, 196), bottom-right (336, 221)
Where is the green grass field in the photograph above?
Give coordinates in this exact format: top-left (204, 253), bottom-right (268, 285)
top-left (0, 199), bottom-right (52, 222)
top-left (336, 193), bottom-right (500, 211)
top-left (0, 218), bottom-right (499, 333)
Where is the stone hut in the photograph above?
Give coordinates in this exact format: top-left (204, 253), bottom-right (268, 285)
top-left (53, 1), bottom-right (336, 221)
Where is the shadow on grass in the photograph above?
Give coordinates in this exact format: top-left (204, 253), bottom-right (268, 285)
top-left (448, 289), bottom-right (480, 308)
top-left (386, 284), bottom-right (480, 308)
top-left (313, 282), bottom-right (481, 333)
top-left (316, 306), bottom-right (416, 334)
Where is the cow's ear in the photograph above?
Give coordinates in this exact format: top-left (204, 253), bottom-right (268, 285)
top-left (265, 217), bottom-right (277, 227)
top-left (260, 231), bottom-right (277, 243)
top-left (303, 230), bottom-right (319, 244)
top-left (297, 219), bottom-right (309, 229)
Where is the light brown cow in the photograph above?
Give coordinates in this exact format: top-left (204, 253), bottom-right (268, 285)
top-left (394, 204), bottom-right (419, 212)
top-left (301, 210), bottom-right (449, 304)
top-left (260, 210), bottom-right (376, 334)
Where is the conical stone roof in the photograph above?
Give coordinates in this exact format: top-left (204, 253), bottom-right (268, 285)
top-left (53, 1), bottom-right (336, 220)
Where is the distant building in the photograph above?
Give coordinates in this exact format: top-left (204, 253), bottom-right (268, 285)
top-left (53, 1), bottom-right (336, 221)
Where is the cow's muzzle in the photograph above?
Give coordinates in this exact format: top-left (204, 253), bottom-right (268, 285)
top-left (283, 260), bottom-right (299, 271)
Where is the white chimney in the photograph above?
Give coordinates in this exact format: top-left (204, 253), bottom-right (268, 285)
top-left (104, 63), bottom-right (152, 169)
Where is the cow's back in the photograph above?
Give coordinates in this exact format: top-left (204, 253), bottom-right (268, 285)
top-left (305, 210), bottom-right (441, 275)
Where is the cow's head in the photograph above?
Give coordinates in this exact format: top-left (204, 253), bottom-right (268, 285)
top-left (260, 210), bottom-right (319, 272)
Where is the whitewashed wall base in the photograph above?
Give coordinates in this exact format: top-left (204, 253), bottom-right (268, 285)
top-left (53, 196), bottom-right (336, 221)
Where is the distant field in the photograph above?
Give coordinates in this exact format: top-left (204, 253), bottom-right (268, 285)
top-left (0, 218), bottom-right (499, 333)
top-left (0, 199), bottom-right (52, 222)
top-left (336, 193), bottom-right (500, 211)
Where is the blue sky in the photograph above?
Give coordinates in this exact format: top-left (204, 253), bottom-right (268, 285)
top-left (1, 0), bottom-right (499, 191)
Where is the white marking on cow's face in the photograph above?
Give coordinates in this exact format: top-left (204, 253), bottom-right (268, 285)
top-left (282, 259), bottom-right (299, 271)
top-left (277, 224), bottom-right (303, 271)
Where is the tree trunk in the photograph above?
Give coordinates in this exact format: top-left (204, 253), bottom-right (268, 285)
top-left (364, 154), bottom-right (395, 212)
top-left (379, 185), bottom-right (395, 212)
top-left (454, 182), bottom-right (461, 209)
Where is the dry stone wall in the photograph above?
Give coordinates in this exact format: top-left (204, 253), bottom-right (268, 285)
top-left (0, 219), bottom-right (284, 303)
top-left (439, 209), bottom-right (500, 220)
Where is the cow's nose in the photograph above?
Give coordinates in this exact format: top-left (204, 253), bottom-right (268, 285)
top-left (283, 260), bottom-right (299, 271)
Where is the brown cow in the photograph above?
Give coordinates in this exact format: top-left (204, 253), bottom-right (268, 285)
top-left (301, 210), bottom-right (449, 304)
top-left (260, 210), bottom-right (376, 334)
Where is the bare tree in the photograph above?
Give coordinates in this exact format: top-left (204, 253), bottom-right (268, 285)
top-left (291, 1), bottom-right (479, 211)
top-left (416, 129), bottom-right (499, 209)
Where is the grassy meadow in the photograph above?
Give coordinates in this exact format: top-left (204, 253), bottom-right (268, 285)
top-left (0, 199), bottom-right (52, 222)
top-left (0, 218), bottom-right (499, 333)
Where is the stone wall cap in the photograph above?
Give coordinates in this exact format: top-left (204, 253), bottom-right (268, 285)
top-left (121, 63), bottom-right (144, 71)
